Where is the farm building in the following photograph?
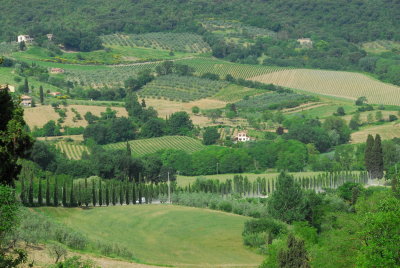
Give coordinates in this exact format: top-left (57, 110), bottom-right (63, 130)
top-left (297, 38), bottom-right (313, 47)
top-left (49, 92), bottom-right (62, 97)
top-left (20, 95), bottom-right (32, 107)
top-left (50, 68), bottom-right (65, 74)
top-left (17, 35), bottom-right (34, 43)
top-left (0, 84), bottom-right (15, 93)
top-left (235, 131), bottom-right (251, 142)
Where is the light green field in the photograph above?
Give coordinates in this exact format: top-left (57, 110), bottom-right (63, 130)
top-left (351, 121), bottom-right (400, 143)
top-left (250, 69), bottom-right (400, 106)
top-left (105, 136), bottom-right (206, 156)
top-left (177, 171), bottom-right (326, 187)
top-left (56, 136), bottom-right (206, 160)
top-left (212, 84), bottom-right (265, 102)
top-left (362, 40), bottom-right (400, 53)
top-left (35, 205), bottom-right (263, 267)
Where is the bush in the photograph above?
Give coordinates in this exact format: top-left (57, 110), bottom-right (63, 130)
top-left (243, 232), bottom-right (266, 247)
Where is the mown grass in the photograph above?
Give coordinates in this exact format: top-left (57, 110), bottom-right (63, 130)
top-left (35, 205), bottom-right (263, 267)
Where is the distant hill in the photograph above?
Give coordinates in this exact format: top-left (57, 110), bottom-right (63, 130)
top-left (1, 0), bottom-right (399, 43)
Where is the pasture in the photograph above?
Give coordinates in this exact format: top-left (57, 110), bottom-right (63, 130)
top-left (250, 69), bottom-right (400, 106)
top-left (24, 105), bottom-right (128, 128)
top-left (35, 205), bottom-right (263, 267)
top-left (351, 122), bottom-right (400, 143)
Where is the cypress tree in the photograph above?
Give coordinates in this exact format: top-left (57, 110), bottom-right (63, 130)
top-left (39, 85), bottom-right (44, 104)
top-left (125, 181), bottom-right (130, 205)
top-left (46, 176), bottom-right (51, 206)
top-left (38, 178), bottom-right (43, 206)
top-left (365, 134), bottom-right (375, 178)
top-left (105, 182), bottom-right (110, 206)
top-left (23, 77), bottom-right (29, 93)
top-left (70, 182), bottom-right (75, 207)
top-left (54, 177), bottom-right (59, 207)
top-left (62, 180), bottom-right (67, 207)
top-left (119, 182), bottom-right (124, 205)
top-left (112, 183), bottom-right (116, 206)
top-left (278, 234), bottom-right (310, 268)
top-left (20, 177), bottom-right (26, 205)
top-left (372, 134), bottom-right (384, 179)
top-left (78, 182), bottom-right (82, 207)
top-left (84, 178), bottom-right (89, 207)
top-left (28, 177), bottom-right (34, 206)
top-left (92, 180), bottom-right (96, 206)
top-left (132, 183), bottom-right (136, 204)
top-left (99, 180), bottom-right (103, 206)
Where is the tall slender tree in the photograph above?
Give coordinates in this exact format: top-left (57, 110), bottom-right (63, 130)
top-left (92, 180), bottom-right (96, 206)
top-left (112, 183), bottom-right (116, 206)
top-left (84, 178), bottom-right (89, 207)
top-left (78, 182), bottom-right (82, 207)
top-left (39, 85), bottom-right (44, 104)
top-left (365, 134), bottom-right (375, 178)
top-left (70, 181), bottom-right (75, 207)
top-left (132, 183), bottom-right (137, 204)
top-left (125, 181), bottom-right (130, 205)
top-left (372, 134), bottom-right (384, 179)
top-left (278, 234), bottom-right (310, 268)
top-left (119, 182), bottom-right (124, 205)
top-left (38, 178), bottom-right (43, 206)
top-left (28, 177), bottom-right (34, 206)
top-left (62, 180), bottom-right (67, 207)
top-left (46, 176), bottom-right (51, 206)
top-left (98, 180), bottom-right (103, 206)
top-left (53, 177), bottom-right (59, 207)
top-left (23, 77), bottom-right (29, 93)
top-left (20, 177), bottom-right (26, 205)
top-left (105, 182), bottom-right (110, 206)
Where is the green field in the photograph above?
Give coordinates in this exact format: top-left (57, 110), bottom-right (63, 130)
top-left (140, 74), bottom-right (229, 102)
top-left (56, 136), bottom-right (205, 160)
top-left (250, 69), bottom-right (400, 106)
top-left (177, 171), bottom-right (327, 187)
top-left (35, 205), bottom-right (263, 267)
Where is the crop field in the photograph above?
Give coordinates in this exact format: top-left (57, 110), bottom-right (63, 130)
top-left (36, 205), bottom-right (262, 267)
top-left (362, 40), bottom-right (400, 53)
top-left (140, 74), bottom-right (228, 102)
top-left (250, 69), bottom-right (400, 106)
top-left (105, 136), bottom-right (205, 156)
top-left (201, 19), bottom-right (276, 40)
top-left (235, 92), bottom-right (316, 111)
top-left (179, 58), bottom-right (290, 79)
top-left (101, 33), bottom-right (211, 53)
top-left (212, 84), bottom-right (265, 102)
top-left (55, 142), bottom-right (89, 160)
top-left (177, 171), bottom-right (330, 187)
top-left (351, 122), bottom-right (400, 143)
top-left (24, 105), bottom-right (128, 128)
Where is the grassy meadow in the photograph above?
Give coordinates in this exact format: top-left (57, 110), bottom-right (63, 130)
top-left (35, 205), bottom-right (263, 267)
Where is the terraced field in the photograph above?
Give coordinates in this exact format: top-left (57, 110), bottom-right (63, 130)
top-left (105, 136), bottom-right (205, 156)
top-left (55, 142), bottom-right (89, 160)
top-left (101, 33), bottom-right (211, 53)
top-left (140, 74), bottom-right (228, 102)
top-left (250, 69), bottom-right (400, 106)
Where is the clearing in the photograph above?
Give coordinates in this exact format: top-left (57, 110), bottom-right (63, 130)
top-left (249, 69), bottom-right (400, 106)
top-left (351, 122), bottom-right (400, 143)
top-left (35, 205), bottom-right (263, 267)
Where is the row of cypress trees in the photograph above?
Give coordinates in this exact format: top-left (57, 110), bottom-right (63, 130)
top-left (365, 134), bottom-right (384, 179)
top-left (20, 177), bottom-right (171, 207)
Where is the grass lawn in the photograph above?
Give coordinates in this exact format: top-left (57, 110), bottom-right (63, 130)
top-left (177, 171), bottom-right (325, 187)
top-left (35, 205), bottom-right (263, 267)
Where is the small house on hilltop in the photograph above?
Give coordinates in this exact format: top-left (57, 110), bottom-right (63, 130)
top-left (50, 68), bottom-right (65, 74)
top-left (49, 92), bottom-right (62, 97)
top-left (17, 35), bottom-right (34, 43)
top-left (21, 95), bottom-right (32, 107)
top-left (235, 131), bottom-right (251, 142)
top-left (297, 38), bottom-right (313, 47)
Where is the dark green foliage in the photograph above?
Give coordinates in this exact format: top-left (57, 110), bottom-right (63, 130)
top-left (335, 107), bottom-right (345, 116)
top-left (20, 178), bottom-right (26, 205)
top-left (62, 180), bottom-right (67, 207)
top-left (46, 177), bottom-right (51, 206)
top-left (372, 134), bottom-right (384, 179)
top-left (28, 177), bottom-right (34, 207)
top-left (203, 127), bottom-right (220, 145)
top-left (0, 89), bottom-right (32, 186)
top-left (98, 180), bottom-right (103, 206)
top-left (38, 179), bottom-right (43, 206)
top-left (53, 178), bottom-right (59, 207)
top-left (92, 180), bottom-right (96, 206)
top-left (365, 134), bottom-right (375, 177)
top-left (22, 78), bottom-right (29, 94)
top-left (69, 182), bottom-right (76, 207)
top-left (132, 183), bottom-right (136, 204)
top-left (243, 217), bottom-right (287, 247)
top-left (119, 182), bottom-right (124, 205)
top-left (278, 234), bottom-right (310, 268)
top-left (268, 173), bottom-right (305, 223)
top-left (39, 85), bottom-right (44, 104)
top-left (337, 182), bottom-right (364, 204)
top-left (166, 111), bottom-right (194, 135)
top-left (112, 183), bottom-right (116, 206)
top-left (105, 182), bottom-right (110, 206)
top-left (125, 181), bottom-right (130, 205)
top-left (141, 118), bottom-right (166, 138)
top-left (84, 178), bottom-right (89, 207)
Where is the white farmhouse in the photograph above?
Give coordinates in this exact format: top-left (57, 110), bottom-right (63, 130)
top-left (236, 131), bottom-right (251, 142)
top-left (17, 35), bottom-right (34, 43)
